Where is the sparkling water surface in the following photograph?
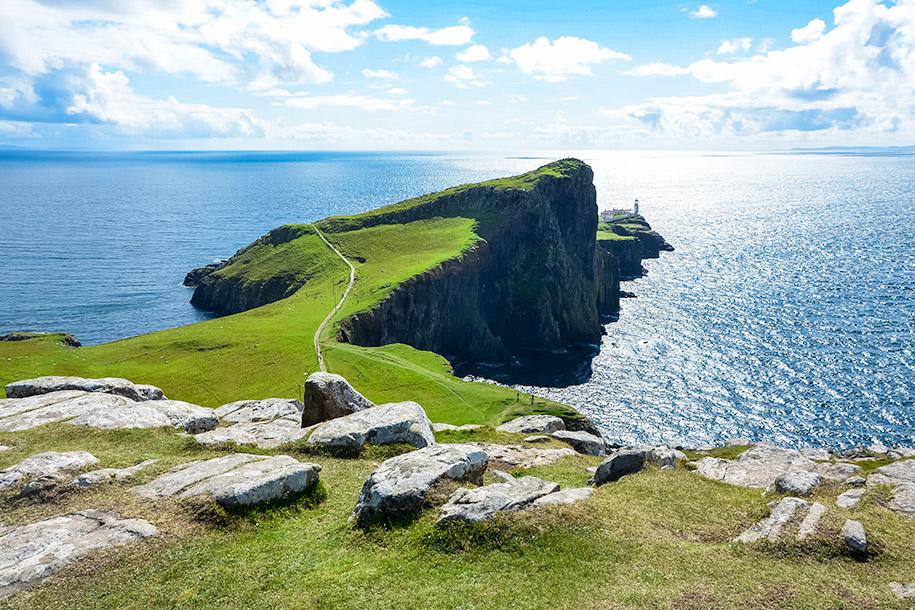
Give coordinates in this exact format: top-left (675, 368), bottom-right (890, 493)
top-left (1, 150), bottom-right (913, 449)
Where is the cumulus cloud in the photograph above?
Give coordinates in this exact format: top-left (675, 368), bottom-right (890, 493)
top-left (374, 22), bottom-right (475, 46)
top-left (362, 69), bottom-right (399, 79)
top-left (507, 36), bottom-right (631, 82)
top-left (608, 0), bottom-right (915, 140)
top-left (690, 5), bottom-right (718, 19)
top-left (623, 62), bottom-right (690, 77)
top-left (444, 65), bottom-right (489, 88)
top-left (718, 37), bottom-right (754, 54)
top-left (285, 93), bottom-right (416, 112)
top-left (418, 56), bottom-right (443, 68)
top-left (456, 45), bottom-right (491, 62)
top-left (385, 87), bottom-right (408, 95)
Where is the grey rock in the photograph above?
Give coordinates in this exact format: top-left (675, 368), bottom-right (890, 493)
top-left (672, 449), bottom-right (688, 461)
top-left (18, 475), bottom-right (67, 498)
top-left (466, 442), bottom-right (576, 468)
top-left (71, 460), bottom-right (158, 488)
top-left (0, 447), bottom-right (8, 452)
top-left (892, 447), bottom-right (915, 458)
top-left (531, 487), bottom-right (594, 508)
top-left (736, 497), bottom-right (809, 543)
top-left (301, 372), bottom-right (374, 427)
top-left (351, 444), bottom-right (488, 525)
top-left (524, 435), bottom-right (551, 443)
top-left (0, 451), bottom-right (98, 490)
top-left (888, 483), bottom-right (915, 517)
top-left (887, 451), bottom-right (903, 461)
top-left (132, 454), bottom-right (263, 499)
top-left (652, 445), bottom-right (679, 470)
top-left (215, 398), bottom-right (303, 424)
top-left (773, 471), bottom-right (822, 496)
top-left (800, 447), bottom-right (832, 461)
top-left (836, 488), bottom-right (866, 509)
top-left (814, 462), bottom-right (862, 482)
top-left (308, 401), bottom-right (434, 450)
top-left (437, 475), bottom-right (559, 523)
top-left (495, 415), bottom-right (564, 435)
top-left (178, 455), bottom-right (320, 506)
top-left (550, 430), bottom-right (606, 456)
top-left (194, 418), bottom-right (311, 449)
top-left (889, 582), bottom-right (915, 600)
top-left (724, 437), bottom-right (752, 447)
top-left (868, 460), bottom-right (915, 487)
top-left (4, 376), bottom-right (163, 401)
top-left (695, 443), bottom-right (817, 489)
top-left (867, 443), bottom-right (891, 456)
top-left (0, 390), bottom-right (85, 419)
top-left (590, 449), bottom-right (647, 486)
top-left (0, 509), bottom-right (157, 598)
top-left (841, 519), bottom-right (867, 554)
top-left (797, 502), bottom-right (827, 540)
top-left (431, 423), bottom-right (483, 432)
top-left (844, 476), bottom-right (867, 486)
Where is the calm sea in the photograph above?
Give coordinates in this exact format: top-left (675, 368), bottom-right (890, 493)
top-left (1, 149), bottom-right (913, 449)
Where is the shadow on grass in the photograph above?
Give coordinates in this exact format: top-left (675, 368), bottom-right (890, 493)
top-left (182, 481), bottom-right (328, 527)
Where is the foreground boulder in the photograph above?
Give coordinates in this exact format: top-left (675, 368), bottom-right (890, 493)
top-left (842, 519), bottom-right (867, 554)
top-left (466, 442), bottom-right (576, 469)
top-left (196, 398), bottom-right (308, 448)
top-left (351, 444), bottom-right (487, 526)
top-left (133, 454), bottom-right (320, 507)
top-left (550, 430), bottom-right (606, 456)
top-left (0, 509), bottom-right (157, 599)
top-left (495, 415), bottom-right (564, 435)
top-left (867, 461), bottom-right (915, 518)
top-left (4, 376), bottom-right (163, 401)
top-left (0, 451), bottom-right (99, 491)
top-left (302, 372), bottom-right (375, 426)
top-left (437, 473), bottom-right (559, 524)
top-left (308, 401), bottom-right (435, 451)
top-left (0, 390), bottom-right (216, 433)
top-left (590, 449), bottom-right (646, 486)
top-left (695, 443), bottom-right (856, 489)
top-left (773, 471), bottom-right (822, 496)
top-left (215, 398), bottom-right (303, 423)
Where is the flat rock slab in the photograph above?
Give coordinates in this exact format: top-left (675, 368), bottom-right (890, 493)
top-left (133, 454), bottom-right (320, 507)
top-left (302, 372), bottom-right (374, 427)
top-left (868, 460), bottom-right (915, 487)
top-left (0, 451), bottom-right (99, 491)
top-left (495, 415), bottom-right (564, 435)
top-left (432, 423), bottom-right (483, 432)
top-left (532, 486), bottom-right (594, 508)
top-left (774, 471), bottom-right (822, 496)
top-left (214, 398), bottom-right (303, 424)
top-left (836, 488), bottom-right (866, 509)
top-left (71, 460), bottom-right (158, 488)
top-left (890, 582), bottom-right (915, 600)
top-left (4, 376), bottom-right (164, 401)
top-left (0, 509), bottom-right (157, 599)
top-left (797, 502), bottom-right (827, 540)
top-left (437, 475), bottom-right (559, 524)
top-left (0, 391), bottom-right (216, 433)
top-left (466, 442), bottom-right (576, 469)
top-left (888, 483), bottom-right (915, 517)
top-left (550, 430), bottom-right (606, 456)
top-left (351, 444), bottom-right (488, 526)
top-left (195, 418), bottom-right (311, 449)
top-left (696, 444), bottom-right (818, 489)
top-left (308, 401), bottom-right (435, 450)
top-left (736, 497), bottom-right (810, 543)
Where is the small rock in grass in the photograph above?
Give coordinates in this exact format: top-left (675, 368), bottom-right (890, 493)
top-left (524, 435), bottom-right (551, 443)
top-left (495, 415), bottom-right (564, 435)
top-left (773, 471), bottom-right (822, 496)
top-left (889, 582), bottom-right (915, 600)
top-left (590, 449), bottom-right (646, 486)
top-left (836, 488), bottom-right (866, 509)
top-left (550, 430), bottom-right (606, 456)
top-left (844, 476), bottom-right (866, 486)
top-left (532, 487), bottom-right (593, 508)
top-left (842, 519), bottom-right (867, 554)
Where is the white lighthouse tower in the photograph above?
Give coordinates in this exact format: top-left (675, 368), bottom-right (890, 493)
top-left (633, 199), bottom-right (640, 216)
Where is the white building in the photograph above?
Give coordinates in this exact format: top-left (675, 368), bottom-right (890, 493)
top-left (600, 199), bottom-right (640, 222)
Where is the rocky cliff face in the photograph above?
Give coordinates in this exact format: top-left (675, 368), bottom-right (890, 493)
top-left (598, 238), bottom-right (643, 280)
top-left (336, 160), bottom-right (620, 383)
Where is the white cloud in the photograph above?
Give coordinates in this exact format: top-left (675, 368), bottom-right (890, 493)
top-left (285, 93), bottom-right (415, 112)
top-left (374, 23), bottom-right (475, 46)
top-left (605, 0), bottom-right (915, 141)
top-left (507, 36), bottom-right (630, 82)
top-left (456, 45), bottom-right (491, 62)
top-left (791, 18), bottom-right (827, 43)
top-left (690, 5), bottom-right (718, 19)
top-left (474, 100), bottom-right (492, 105)
top-left (623, 62), bottom-right (689, 77)
top-left (444, 65), bottom-right (489, 88)
top-left (385, 87), bottom-right (408, 95)
top-left (362, 69), bottom-right (399, 79)
top-left (718, 37), bottom-right (753, 54)
top-left (418, 56), bottom-right (443, 68)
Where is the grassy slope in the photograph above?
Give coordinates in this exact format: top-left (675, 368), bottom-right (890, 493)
top-left (1, 427), bottom-right (913, 610)
top-left (0, 164), bottom-right (585, 425)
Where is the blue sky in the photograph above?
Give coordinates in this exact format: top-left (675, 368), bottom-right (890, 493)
top-left (0, 0), bottom-right (911, 150)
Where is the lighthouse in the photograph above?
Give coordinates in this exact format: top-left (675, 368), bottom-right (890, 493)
top-left (633, 199), bottom-right (640, 216)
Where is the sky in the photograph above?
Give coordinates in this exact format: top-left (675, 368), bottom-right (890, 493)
top-left (1, 0), bottom-right (913, 150)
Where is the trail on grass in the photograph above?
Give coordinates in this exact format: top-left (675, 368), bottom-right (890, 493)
top-left (311, 224), bottom-right (356, 373)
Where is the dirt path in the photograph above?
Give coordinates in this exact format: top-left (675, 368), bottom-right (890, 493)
top-left (311, 224), bottom-right (355, 373)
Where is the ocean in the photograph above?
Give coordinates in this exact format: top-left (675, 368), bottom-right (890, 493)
top-left (1, 149), bottom-right (913, 449)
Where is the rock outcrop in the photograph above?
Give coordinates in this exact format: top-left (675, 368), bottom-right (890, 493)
top-left (550, 430), bottom-right (606, 456)
top-left (495, 415), bottom-right (565, 435)
top-left (301, 372), bottom-right (375, 426)
top-left (71, 460), bottom-right (158, 488)
top-left (307, 401), bottom-right (435, 451)
top-left (437, 473), bottom-right (560, 524)
top-left (196, 397), bottom-right (309, 448)
top-left (0, 510), bottom-right (157, 599)
top-left (0, 451), bottom-right (99, 491)
top-left (4, 376), bottom-right (164, 401)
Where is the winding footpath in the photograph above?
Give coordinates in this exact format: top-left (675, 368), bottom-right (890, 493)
top-left (311, 224), bottom-right (356, 373)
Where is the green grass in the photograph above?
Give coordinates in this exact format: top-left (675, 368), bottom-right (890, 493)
top-left (596, 230), bottom-right (637, 241)
top-left (2, 426), bottom-right (914, 609)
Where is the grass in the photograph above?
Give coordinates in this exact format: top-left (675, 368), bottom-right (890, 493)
top-left (596, 230), bottom-right (637, 241)
top-left (2, 426), bottom-right (915, 609)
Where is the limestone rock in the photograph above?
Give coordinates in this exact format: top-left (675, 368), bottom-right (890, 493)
top-left (800, 447), bottom-right (833, 461)
top-left (301, 372), bottom-right (374, 427)
top-left (466, 442), bottom-right (576, 469)
top-left (888, 483), bottom-right (915, 517)
top-left (736, 497), bottom-right (809, 543)
top-left (651, 445), bottom-right (679, 470)
top-left (133, 454), bottom-right (264, 499)
top-left (836, 488), bottom-right (866, 509)
top-left (532, 487), bottom-right (593, 508)
top-left (590, 449), bottom-right (647, 486)
top-left (194, 418), bottom-right (311, 449)
top-left (523, 435), bottom-right (551, 443)
top-left (868, 460), bottom-right (915, 487)
top-left (724, 437), bottom-right (752, 447)
top-left (178, 456), bottom-right (321, 506)
top-left (695, 443), bottom-right (817, 489)
top-left (889, 582), bottom-right (915, 600)
top-left (437, 475), bottom-right (559, 523)
top-left (797, 502), bottom-right (827, 540)
top-left (4, 376), bottom-right (163, 401)
top-left (495, 415), bottom-right (564, 435)
top-left (842, 519), bottom-right (867, 554)
top-left (0, 509), bottom-right (157, 598)
top-left (814, 462), bottom-right (862, 482)
top-left (0, 390), bottom-right (85, 420)
top-left (773, 471), bottom-right (822, 496)
top-left (844, 476), bottom-right (867, 486)
top-left (893, 447), bottom-right (915, 458)
top-left (215, 398), bottom-right (303, 424)
top-left (350, 444), bottom-right (488, 526)
top-left (550, 430), bottom-right (606, 456)
top-left (431, 423), bottom-right (483, 432)
top-left (0, 451), bottom-right (98, 490)
top-left (71, 460), bottom-right (158, 488)
top-left (308, 401), bottom-right (434, 451)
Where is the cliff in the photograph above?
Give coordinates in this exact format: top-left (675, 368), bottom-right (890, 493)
top-left (596, 216), bottom-right (673, 279)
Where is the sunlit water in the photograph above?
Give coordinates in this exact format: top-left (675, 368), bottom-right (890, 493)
top-left (1, 150), bottom-right (913, 449)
